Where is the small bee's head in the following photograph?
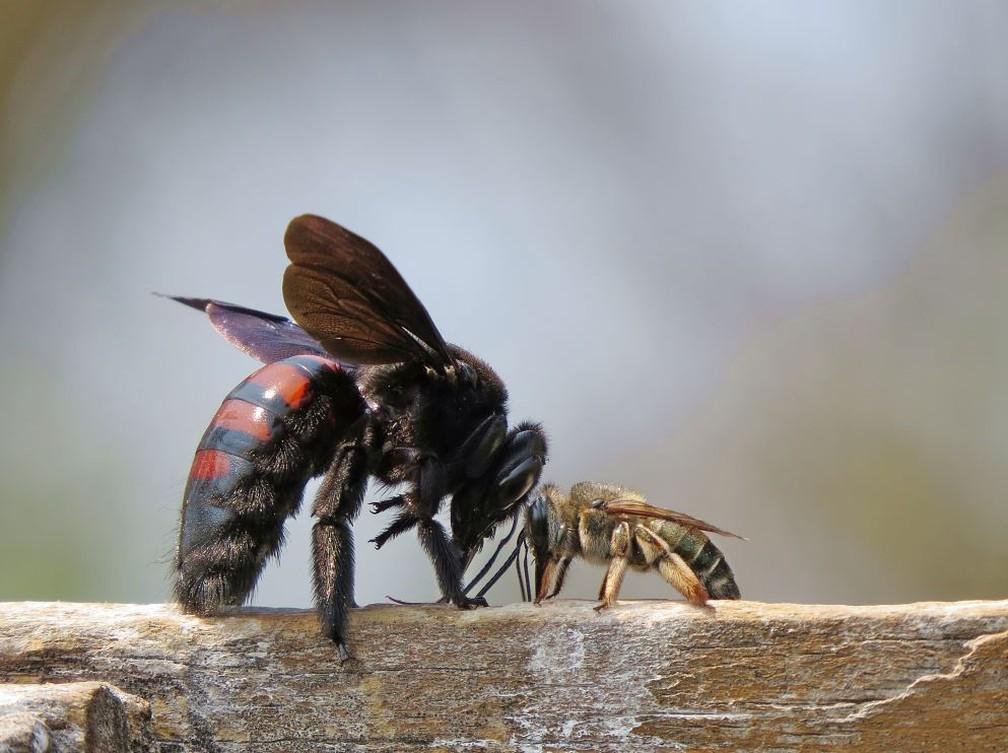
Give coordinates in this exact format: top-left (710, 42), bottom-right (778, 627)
top-left (525, 484), bottom-right (567, 603)
top-left (525, 489), bottom-right (553, 563)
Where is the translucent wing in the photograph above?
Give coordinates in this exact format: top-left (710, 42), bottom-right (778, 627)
top-left (282, 214), bottom-right (453, 367)
top-left (599, 499), bottom-right (747, 540)
top-left (161, 295), bottom-right (343, 366)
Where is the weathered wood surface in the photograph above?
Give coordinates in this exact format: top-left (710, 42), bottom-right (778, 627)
top-left (0, 680), bottom-right (151, 753)
top-left (0, 600), bottom-right (1005, 752)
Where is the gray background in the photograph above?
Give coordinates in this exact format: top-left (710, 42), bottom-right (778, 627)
top-left (2, 1), bottom-right (1006, 611)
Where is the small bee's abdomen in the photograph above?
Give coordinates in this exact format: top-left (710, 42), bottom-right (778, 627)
top-left (668, 525), bottom-right (741, 600)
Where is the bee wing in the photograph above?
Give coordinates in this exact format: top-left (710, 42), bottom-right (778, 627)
top-left (282, 214), bottom-right (453, 367)
top-left (600, 499), bottom-right (747, 540)
top-left (161, 295), bottom-right (342, 365)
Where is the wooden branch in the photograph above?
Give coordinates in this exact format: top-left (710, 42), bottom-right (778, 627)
top-left (0, 681), bottom-right (151, 753)
top-left (0, 600), bottom-right (1005, 751)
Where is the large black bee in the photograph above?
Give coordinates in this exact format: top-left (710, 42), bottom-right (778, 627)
top-left (168, 214), bottom-right (547, 660)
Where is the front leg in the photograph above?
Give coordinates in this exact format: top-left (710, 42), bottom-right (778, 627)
top-left (371, 455), bottom-right (476, 608)
top-left (414, 455), bottom-right (479, 608)
top-left (417, 517), bottom-right (474, 607)
top-left (543, 556), bottom-right (573, 601)
top-left (594, 521), bottom-right (630, 612)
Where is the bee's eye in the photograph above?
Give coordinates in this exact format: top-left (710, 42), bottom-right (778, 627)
top-left (527, 495), bottom-right (550, 554)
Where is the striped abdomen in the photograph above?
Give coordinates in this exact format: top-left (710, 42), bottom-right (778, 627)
top-left (175, 354), bottom-right (364, 610)
top-left (662, 523), bottom-right (741, 599)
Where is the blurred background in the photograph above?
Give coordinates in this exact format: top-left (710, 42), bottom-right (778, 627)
top-left (2, 1), bottom-right (1006, 611)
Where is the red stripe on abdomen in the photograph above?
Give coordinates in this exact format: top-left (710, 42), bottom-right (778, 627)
top-left (209, 399), bottom-right (274, 441)
top-left (189, 449), bottom-right (233, 480)
top-left (247, 362), bottom-right (315, 409)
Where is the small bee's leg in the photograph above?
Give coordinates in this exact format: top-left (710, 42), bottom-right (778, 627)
top-left (544, 556), bottom-right (573, 600)
top-left (633, 525), bottom-right (708, 605)
top-left (533, 558), bottom-right (557, 604)
top-left (657, 552), bottom-right (710, 606)
top-left (632, 525), bottom-right (666, 565)
top-left (311, 434), bottom-right (369, 662)
top-left (594, 521), bottom-right (630, 612)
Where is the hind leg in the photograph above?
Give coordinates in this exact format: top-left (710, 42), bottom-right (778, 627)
top-left (633, 525), bottom-right (708, 605)
top-left (656, 553), bottom-right (709, 605)
top-left (312, 434), bottom-right (369, 662)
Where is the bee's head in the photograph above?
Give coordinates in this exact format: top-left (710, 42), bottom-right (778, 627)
top-left (525, 488), bottom-right (553, 561)
top-left (525, 484), bottom-right (565, 603)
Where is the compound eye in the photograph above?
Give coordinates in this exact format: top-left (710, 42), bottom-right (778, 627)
top-left (526, 495), bottom-right (550, 557)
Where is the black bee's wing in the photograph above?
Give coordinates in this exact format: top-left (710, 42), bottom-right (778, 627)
top-left (600, 499), bottom-right (747, 540)
top-left (282, 214), bottom-right (453, 367)
top-left (161, 295), bottom-right (344, 365)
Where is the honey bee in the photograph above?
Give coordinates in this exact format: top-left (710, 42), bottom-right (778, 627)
top-left (524, 481), bottom-right (743, 609)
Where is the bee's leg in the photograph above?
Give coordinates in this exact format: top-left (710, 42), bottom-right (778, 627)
top-left (594, 521), bottom-right (630, 612)
top-left (368, 493), bottom-right (408, 515)
top-left (633, 525), bottom-right (708, 605)
top-left (371, 466), bottom-right (469, 607)
top-left (533, 558), bottom-right (557, 604)
top-left (633, 525), bottom-right (667, 565)
top-left (311, 434), bottom-right (369, 662)
top-left (395, 456), bottom-right (478, 609)
top-left (418, 515), bottom-right (473, 607)
top-left (369, 502), bottom-right (419, 549)
top-left (543, 556), bottom-right (573, 600)
top-left (657, 552), bottom-right (710, 606)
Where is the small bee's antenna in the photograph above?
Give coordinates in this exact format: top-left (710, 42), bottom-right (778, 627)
top-left (473, 530), bottom-right (526, 601)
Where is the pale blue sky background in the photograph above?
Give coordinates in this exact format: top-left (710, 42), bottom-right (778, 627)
top-left (2, 1), bottom-right (1007, 609)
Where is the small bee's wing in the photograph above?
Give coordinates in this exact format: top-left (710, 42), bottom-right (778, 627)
top-left (162, 295), bottom-right (341, 365)
top-left (282, 214), bottom-right (453, 367)
top-left (600, 499), bottom-right (747, 540)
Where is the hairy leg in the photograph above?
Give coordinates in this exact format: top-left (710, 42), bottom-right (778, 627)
top-left (544, 556), bottom-right (573, 600)
top-left (311, 435), bottom-right (369, 661)
top-left (594, 522), bottom-right (630, 612)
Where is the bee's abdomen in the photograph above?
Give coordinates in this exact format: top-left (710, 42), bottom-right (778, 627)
top-left (181, 356), bottom-right (353, 516)
top-left (175, 355), bottom-right (365, 611)
top-left (670, 528), bottom-right (741, 600)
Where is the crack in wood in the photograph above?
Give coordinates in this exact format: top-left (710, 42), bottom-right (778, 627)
top-left (838, 628), bottom-right (1008, 724)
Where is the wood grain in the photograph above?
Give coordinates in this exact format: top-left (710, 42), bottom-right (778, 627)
top-left (0, 600), bottom-right (1005, 751)
top-left (0, 680), bottom-right (151, 753)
